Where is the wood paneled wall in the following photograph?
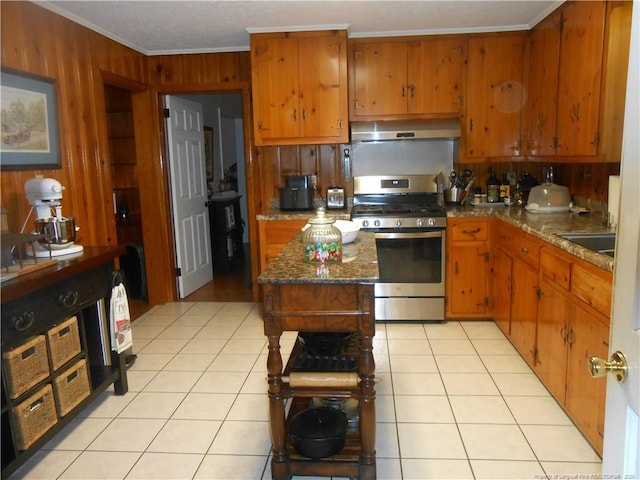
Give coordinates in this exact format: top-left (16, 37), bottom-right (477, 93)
top-left (0, 2), bottom-right (343, 304)
top-left (1, 1), bottom-right (624, 306)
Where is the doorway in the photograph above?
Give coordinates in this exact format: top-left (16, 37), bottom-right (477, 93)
top-left (173, 92), bottom-right (252, 303)
top-left (103, 82), bottom-right (149, 318)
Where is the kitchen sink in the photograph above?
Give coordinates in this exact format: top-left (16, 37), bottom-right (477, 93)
top-left (556, 232), bottom-right (616, 258)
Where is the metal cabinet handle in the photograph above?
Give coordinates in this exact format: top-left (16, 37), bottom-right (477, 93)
top-left (521, 247), bottom-right (529, 254)
top-left (462, 228), bottom-right (481, 236)
top-left (11, 312), bottom-right (34, 332)
top-left (58, 290), bottom-right (79, 308)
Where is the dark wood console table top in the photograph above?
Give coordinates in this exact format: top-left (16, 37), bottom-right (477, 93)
top-left (1, 246), bottom-right (125, 302)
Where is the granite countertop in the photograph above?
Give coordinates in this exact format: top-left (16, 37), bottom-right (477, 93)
top-left (257, 209), bottom-right (351, 221)
top-left (257, 204), bottom-right (615, 278)
top-left (448, 205), bottom-right (615, 272)
top-left (258, 231), bottom-right (379, 284)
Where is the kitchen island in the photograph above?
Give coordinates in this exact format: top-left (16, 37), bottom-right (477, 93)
top-left (258, 232), bottom-right (378, 480)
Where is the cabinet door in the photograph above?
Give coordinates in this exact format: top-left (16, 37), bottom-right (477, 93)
top-left (465, 34), bottom-right (526, 158)
top-left (258, 219), bottom-right (307, 273)
top-left (556, 1), bottom-right (606, 156)
top-left (525, 11), bottom-right (561, 156)
top-left (408, 39), bottom-right (465, 114)
top-left (566, 301), bottom-right (609, 454)
top-left (491, 247), bottom-right (512, 335)
top-left (251, 36), bottom-right (301, 141)
top-left (535, 277), bottom-right (570, 403)
top-left (510, 258), bottom-right (538, 366)
top-left (352, 42), bottom-right (408, 116)
top-left (298, 35), bottom-right (347, 139)
top-left (447, 243), bottom-right (489, 316)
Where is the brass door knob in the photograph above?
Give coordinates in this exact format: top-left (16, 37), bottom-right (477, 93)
top-left (589, 351), bottom-right (628, 383)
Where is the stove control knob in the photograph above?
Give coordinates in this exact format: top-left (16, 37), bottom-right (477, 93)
top-left (374, 220), bottom-right (381, 227)
top-left (416, 218), bottom-right (424, 227)
top-left (395, 219), bottom-right (402, 227)
top-left (427, 218), bottom-right (436, 227)
top-left (362, 220), bottom-right (369, 228)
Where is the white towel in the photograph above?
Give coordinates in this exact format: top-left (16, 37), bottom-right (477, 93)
top-left (110, 283), bottom-right (133, 354)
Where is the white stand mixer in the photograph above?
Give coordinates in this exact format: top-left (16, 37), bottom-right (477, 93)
top-left (24, 177), bottom-right (84, 257)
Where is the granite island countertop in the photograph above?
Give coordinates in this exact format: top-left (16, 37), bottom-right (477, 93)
top-left (258, 231), bottom-right (379, 284)
top-left (256, 209), bottom-right (351, 222)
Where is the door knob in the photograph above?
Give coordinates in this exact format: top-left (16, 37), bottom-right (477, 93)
top-left (589, 351), bottom-right (628, 383)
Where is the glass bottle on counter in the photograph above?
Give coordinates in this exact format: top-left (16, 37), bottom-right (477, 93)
top-left (487, 169), bottom-right (500, 203)
top-left (302, 207), bottom-right (342, 263)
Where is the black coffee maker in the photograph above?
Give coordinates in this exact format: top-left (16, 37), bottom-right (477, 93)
top-left (280, 175), bottom-right (314, 211)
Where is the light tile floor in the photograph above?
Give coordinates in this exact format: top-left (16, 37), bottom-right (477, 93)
top-left (9, 302), bottom-right (602, 480)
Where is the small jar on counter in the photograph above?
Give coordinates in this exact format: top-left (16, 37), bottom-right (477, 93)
top-left (302, 208), bottom-right (342, 263)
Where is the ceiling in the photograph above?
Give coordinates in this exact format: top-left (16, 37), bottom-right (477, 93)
top-left (38, 0), bottom-right (563, 56)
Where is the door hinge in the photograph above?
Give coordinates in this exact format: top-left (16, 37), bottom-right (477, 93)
top-left (163, 108), bottom-right (170, 118)
top-left (175, 267), bottom-right (182, 277)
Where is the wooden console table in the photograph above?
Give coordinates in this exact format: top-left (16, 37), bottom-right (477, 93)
top-left (1, 246), bottom-right (127, 478)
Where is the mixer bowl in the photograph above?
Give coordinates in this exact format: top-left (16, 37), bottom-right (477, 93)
top-left (35, 218), bottom-right (77, 245)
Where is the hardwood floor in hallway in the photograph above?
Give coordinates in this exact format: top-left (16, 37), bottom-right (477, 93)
top-left (129, 244), bottom-right (253, 320)
top-left (183, 245), bottom-right (253, 303)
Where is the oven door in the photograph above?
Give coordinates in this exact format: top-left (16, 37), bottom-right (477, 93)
top-left (374, 230), bottom-right (445, 321)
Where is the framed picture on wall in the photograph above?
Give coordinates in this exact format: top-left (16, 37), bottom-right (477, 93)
top-left (204, 126), bottom-right (214, 182)
top-left (0, 68), bottom-right (61, 170)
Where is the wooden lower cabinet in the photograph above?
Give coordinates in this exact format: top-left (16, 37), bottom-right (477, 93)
top-left (490, 220), bottom-right (515, 335)
top-left (446, 218), bottom-right (490, 318)
top-left (536, 276), bottom-right (571, 402)
top-left (510, 256), bottom-right (539, 367)
top-left (258, 219), bottom-right (308, 273)
top-left (491, 247), bottom-right (513, 335)
top-left (565, 300), bottom-right (609, 453)
top-left (530, 242), bottom-right (611, 455)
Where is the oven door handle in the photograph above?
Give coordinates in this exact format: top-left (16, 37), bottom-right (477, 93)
top-left (375, 231), bottom-right (443, 240)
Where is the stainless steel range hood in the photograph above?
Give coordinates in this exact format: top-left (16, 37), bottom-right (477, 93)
top-left (350, 118), bottom-right (461, 142)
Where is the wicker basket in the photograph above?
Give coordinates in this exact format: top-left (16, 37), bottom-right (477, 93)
top-left (10, 384), bottom-right (58, 450)
top-left (53, 359), bottom-right (91, 416)
top-left (2, 335), bottom-right (50, 399)
top-left (47, 316), bottom-right (81, 371)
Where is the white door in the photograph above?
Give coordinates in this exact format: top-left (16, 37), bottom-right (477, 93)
top-left (602, 4), bottom-right (639, 476)
top-left (164, 95), bottom-right (213, 298)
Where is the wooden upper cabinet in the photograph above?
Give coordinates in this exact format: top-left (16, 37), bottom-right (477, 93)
top-left (555, 1), bottom-right (606, 157)
top-left (464, 33), bottom-right (526, 160)
top-left (525, 11), bottom-right (561, 156)
top-left (351, 38), bottom-right (465, 119)
top-left (352, 42), bottom-right (408, 116)
top-left (525, 1), bottom-right (621, 159)
top-left (250, 31), bottom-right (348, 146)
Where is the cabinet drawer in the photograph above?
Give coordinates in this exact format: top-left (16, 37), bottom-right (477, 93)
top-left (513, 233), bottom-right (541, 268)
top-left (572, 263), bottom-right (613, 319)
top-left (1, 266), bottom-right (110, 349)
top-left (494, 222), bottom-right (514, 252)
top-left (540, 248), bottom-right (571, 291)
top-left (449, 221), bottom-right (489, 242)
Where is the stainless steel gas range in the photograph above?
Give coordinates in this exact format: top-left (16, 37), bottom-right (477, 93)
top-left (350, 174), bottom-right (446, 322)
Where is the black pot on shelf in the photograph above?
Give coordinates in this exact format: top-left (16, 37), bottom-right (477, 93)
top-left (297, 332), bottom-right (352, 356)
top-left (288, 407), bottom-right (348, 459)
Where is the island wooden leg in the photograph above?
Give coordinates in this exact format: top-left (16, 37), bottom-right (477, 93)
top-left (359, 331), bottom-right (376, 480)
top-left (266, 333), bottom-right (290, 480)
